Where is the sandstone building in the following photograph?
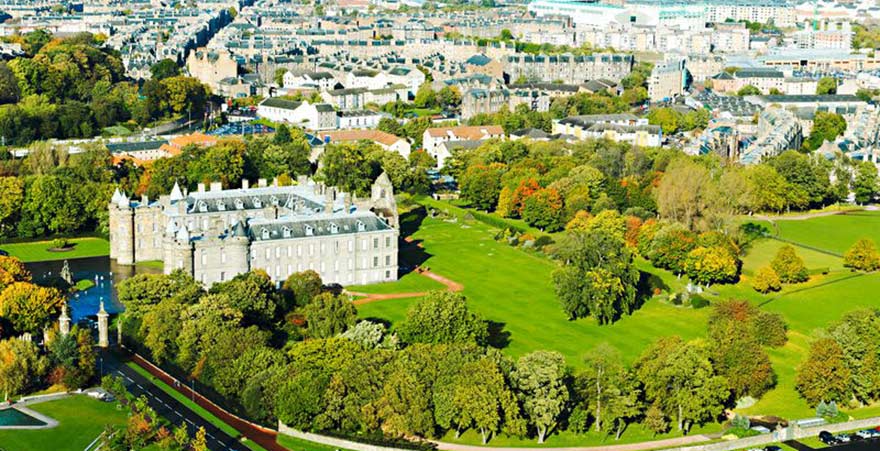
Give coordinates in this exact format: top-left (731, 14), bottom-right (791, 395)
top-left (109, 176), bottom-right (399, 287)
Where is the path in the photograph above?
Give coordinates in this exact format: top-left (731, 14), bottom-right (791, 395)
top-left (753, 207), bottom-right (868, 222)
top-left (108, 350), bottom-right (286, 451)
top-left (348, 269), bottom-right (463, 305)
top-left (432, 433), bottom-right (715, 451)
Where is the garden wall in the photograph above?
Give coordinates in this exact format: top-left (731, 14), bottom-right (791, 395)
top-left (278, 424), bottom-right (420, 451)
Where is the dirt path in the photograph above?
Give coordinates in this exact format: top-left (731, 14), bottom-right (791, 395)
top-left (432, 434), bottom-right (715, 451)
top-left (348, 269), bottom-right (463, 305)
top-left (753, 208), bottom-right (866, 221)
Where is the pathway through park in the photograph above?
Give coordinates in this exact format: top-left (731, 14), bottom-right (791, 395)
top-left (431, 433), bottom-right (716, 451)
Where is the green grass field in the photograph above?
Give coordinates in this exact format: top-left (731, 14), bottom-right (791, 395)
top-left (277, 435), bottom-right (354, 451)
top-left (355, 205), bottom-right (880, 444)
top-left (0, 396), bottom-right (127, 451)
top-left (0, 237), bottom-right (109, 262)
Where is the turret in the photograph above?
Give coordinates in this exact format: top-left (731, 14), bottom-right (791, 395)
top-left (58, 303), bottom-right (71, 337)
top-left (224, 220), bottom-right (251, 276)
top-left (163, 223), bottom-right (194, 276)
top-left (108, 188), bottom-right (135, 264)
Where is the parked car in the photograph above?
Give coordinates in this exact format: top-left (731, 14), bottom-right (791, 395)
top-left (835, 433), bottom-right (851, 443)
top-left (820, 431), bottom-right (839, 445)
top-left (856, 429), bottom-right (878, 439)
top-left (764, 446), bottom-right (782, 451)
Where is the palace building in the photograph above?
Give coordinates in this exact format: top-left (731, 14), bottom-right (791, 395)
top-left (108, 175), bottom-right (399, 287)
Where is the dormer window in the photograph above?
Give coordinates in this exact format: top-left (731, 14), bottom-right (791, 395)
top-left (356, 220), bottom-right (366, 232)
top-left (235, 198), bottom-right (244, 210)
top-left (261, 228), bottom-right (270, 239)
top-left (198, 201), bottom-right (207, 213)
top-left (217, 201), bottom-right (226, 211)
top-left (271, 195), bottom-right (279, 206)
top-left (253, 198), bottom-right (262, 208)
top-left (330, 223), bottom-right (339, 234)
top-left (282, 226), bottom-right (291, 238)
top-left (305, 225), bottom-right (314, 236)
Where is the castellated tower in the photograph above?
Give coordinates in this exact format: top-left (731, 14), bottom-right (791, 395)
top-left (162, 221), bottom-right (193, 275)
top-left (225, 220), bottom-right (251, 276)
top-left (108, 189), bottom-right (135, 265)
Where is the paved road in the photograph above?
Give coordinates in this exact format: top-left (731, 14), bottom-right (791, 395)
top-left (100, 350), bottom-right (250, 451)
top-left (785, 438), bottom-right (880, 451)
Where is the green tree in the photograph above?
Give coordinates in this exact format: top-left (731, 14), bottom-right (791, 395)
top-left (552, 229), bottom-right (639, 323)
top-left (853, 160), bottom-right (878, 205)
top-left (635, 336), bottom-right (728, 433)
top-left (282, 270), bottom-right (323, 309)
top-left (771, 245), bottom-right (808, 283)
top-left (684, 246), bottom-right (739, 286)
top-left (752, 266), bottom-right (781, 293)
top-left (302, 293), bottom-right (357, 338)
top-left (647, 108), bottom-right (681, 135)
top-left (274, 67), bottom-right (289, 86)
top-left (453, 358), bottom-right (522, 443)
top-left (736, 85), bottom-right (761, 96)
top-left (796, 337), bottom-right (851, 405)
top-left (160, 76), bottom-right (209, 116)
top-left (577, 343), bottom-right (628, 433)
top-left (816, 77), bottom-right (837, 95)
top-left (0, 338), bottom-right (48, 400)
top-left (805, 111), bottom-right (846, 151)
top-left (0, 177), bottom-right (24, 237)
top-left (149, 59), bottom-right (180, 81)
top-left (414, 83), bottom-right (436, 108)
top-left (844, 238), bottom-right (880, 272)
top-left (398, 291), bottom-right (488, 345)
top-left (0, 282), bottom-right (64, 334)
top-left (460, 163), bottom-right (506, 211)
top-left (656, 158), bottom-right (720, 231)
top-left (276, 370), bottom-right (329, 430)
top-left (511, 351), bottom-right (569, 443)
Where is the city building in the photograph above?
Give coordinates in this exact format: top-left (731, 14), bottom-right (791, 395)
top-left (553, 114), bottom-right (662, 147)
top-left (422, 125), bottom-right (505, 168)
top-left (648, 59), bottom-right (686, 102)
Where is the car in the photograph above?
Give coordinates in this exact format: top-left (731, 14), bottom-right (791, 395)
top-left (0, 249), bottom-right (7, 256)
top-left (820, 431), bottom-right (840, 445)
top-left (764, 446), bottom-right (782, 451)
top-left (856, 429), bottom-right (878, 439)
top-left (835, 433), bottom-right (851, 443)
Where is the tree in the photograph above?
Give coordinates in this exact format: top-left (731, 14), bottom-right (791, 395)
top-left (397, 291), bottom-right (488, 345)
top-left (274, 67), bottom-right (289, 86)
top-left (806, 111), bottom-right (846, 151)
top-left (521, 188), bottom-right (564, 232)
top-left (414, 83), bottom-right (436, 108)
top-left (160, 76), bottom-right (208, 116)
top-left (577, 344), bottom-right (627, 433)
top-left (282, 270), bottom-right (323, 309)
top-left (0, 282), bottom-right (64, 334)
top-left (844, 238), bottom-right (880, 272)
top-left (210, 270), bottom-right (281, 327)
top-left (302, 293), bottom-right (357, 338)
top-left (635, 337), bottom-right (728, 433)
top-left (191, 426), bottom-right (208, 451)
top-left (0, 177), bottom-right (24, 237)
top-left (644, 403), bottom-right (668, 435)
top-left (853, 160), bottom-right (878, 205)
top-left (453, 358), bottom-right (522, 444)
top-left (796, 338), bottom-right (851, 405)
top-left (656, 158), bottom-right (720, 231)
top-left (273, 123), bottom-right (292, 145)
top-left (552, 229), bottom-right (639, 323)
top-left (684, 246), bottom-right (739, 286)
top-left (460, 163), bottom-right (506, 211)
top-left (150, 59), bottom-right (180, 81)
top-left (0, 338), bottom-right (48, 400)
top-left (752, 266), bottom-right (781, 293)
top-left (771, 245), bottom-right (808, 283)
top-left (737, 85), bottom-right (761, 96)
top-left (816, 77), bottom-right (837, 95)
top-left (647, 108), bottom-right (681, 135)
top-left (511, 351), bottom-right (569, 443)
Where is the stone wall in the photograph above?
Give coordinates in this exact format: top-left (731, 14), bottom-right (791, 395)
top-left (278, 424), bottom-right (414, 451)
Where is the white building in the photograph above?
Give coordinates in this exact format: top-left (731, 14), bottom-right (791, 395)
top-left (422, 125), bottom-right (505, 168)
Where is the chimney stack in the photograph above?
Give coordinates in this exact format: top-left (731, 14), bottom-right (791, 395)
top-left (210, 182), bottom-right (222, 192)
top-left (258, 178), bottom-right (267, 188)
top-left (242, 179), bottom-right (249, 190)
top-left (197, 183), bottom-right (206, 193)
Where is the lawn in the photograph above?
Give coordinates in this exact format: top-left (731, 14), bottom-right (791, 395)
top-left (277, 435), bottom-right (354, 451)
top-left (0, 396), bottom-right (127, 451)
top-left (0, 237), bottom-right (109, 262)
top-left (355, 203), bottom-right (880, 445)
top-left (349, 271), bottom-right (445, 295)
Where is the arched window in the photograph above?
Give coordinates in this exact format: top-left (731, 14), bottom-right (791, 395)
top-left (235, 199), bottom-right (244, 210)
top-left (198, 201), bottom-right (207, 213)
top-left (330, 223), bottom-right (339, 234)
top-left (253, 198), bottom-right (263, 208)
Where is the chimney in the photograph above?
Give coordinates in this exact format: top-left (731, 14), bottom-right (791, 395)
top-left (242, 179), bottom-right (249, 190)
top-left (141, 194), bottom-right (149, 205)
top-left (297, 175), bottom-right (308, 185)
top-left (272, 177), bottom-right (278, 187)
top-left (197, 183), bottom-right (206, 193)
top-left (258, 178), bottom-right (267, 187)
top-left (344, 193), bottom-right (352, 213)
top-left (324, 187), bottom-right (334, 213)
top-left (210, 182), bottom-right (222, 192)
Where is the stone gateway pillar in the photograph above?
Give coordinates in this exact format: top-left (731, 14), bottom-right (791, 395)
top-left (97, 301), bottom-right (109, 348)
top-left (59, 304), bottom-right (71, 337)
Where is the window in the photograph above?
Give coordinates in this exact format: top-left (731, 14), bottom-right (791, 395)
top-left (201, 250), bottom-right (207, 265)
top-left (356, 221), bottom-right (366, 232)
top-left (220, 272), bottom-right (225, 282)
top-left (198, 201), bottom-right (207, 213)
top-left (287, 246), bottom-right (292, 257)
top-left (137, 224), bottom-right (142, 233)
top-left (373, 238), bottom-right (378, 249)
top-left (330, 223), bottom-right (339, 234)
top-left (385, 236), bottom-right (391, 247)
top-left (253, 198), bottom-right (262, 208)
top-left (261, 228), bottom-right (270, 239)
top-left (386, 270), bottom-right (391, 279)
top-left (348, 240), bottom-right (353, 252)
top-left (309, 244), bottom-right (314, 256)
top-left (305, 225), bottom-right (314, 236)
top-left (282, 227), bottom-right (291, 238)
top-left (385, 255), bottom-right (391, 266)
top-left (235, 199), bottom-right (244, 210)
top-left (373, 256), bottom-right (378, 267)
top-left (265, 248), bottom-right (270, 259)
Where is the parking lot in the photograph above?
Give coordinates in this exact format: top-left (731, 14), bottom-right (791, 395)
top-left (786, 428), bottom-right (880, 450)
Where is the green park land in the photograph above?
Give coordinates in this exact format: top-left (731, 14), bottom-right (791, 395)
top-left (353, 203), bottom-right (880, 447)
top-left (0, 237), bottom-right (109, 263)
top-left (0, 396), bottom-right (127, 451)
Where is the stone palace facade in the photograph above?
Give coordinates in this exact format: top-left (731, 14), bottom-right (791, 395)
top-left (108, 175), bottom-right (399, 287)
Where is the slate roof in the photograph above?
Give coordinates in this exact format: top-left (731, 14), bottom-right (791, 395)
top-left (261, 97), bottom-right (303, 110)
top-left (248, 212), bottom-right (392, 241)
top-left (466, 54), bottom-right (492, 66)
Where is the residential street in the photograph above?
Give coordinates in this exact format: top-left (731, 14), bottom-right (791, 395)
top-left (100, 350), bottom-right (251, 451)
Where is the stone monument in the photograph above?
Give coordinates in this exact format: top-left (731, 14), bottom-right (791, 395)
top-left (59, 303), bottom-right (71, 336)
top-left (97, 300), bottom-right (109, 348)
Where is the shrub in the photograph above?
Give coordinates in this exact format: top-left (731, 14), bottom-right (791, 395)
top-left (754, 312), bottom-right (787, 347)
top-left (752, 266), bottom-right (781, 293)
top-left (690, 295), bottom-right (709, 309)
top-left (51, 238), bottom-right (70, 249)
top-left (844, 238), bottom-right (880, 272)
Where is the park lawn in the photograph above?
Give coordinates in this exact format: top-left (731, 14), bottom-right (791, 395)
top-left (136, 260), bottom-right (165, 270)
top-left (357, 213), bottom-right (709, 367)
top-left (349, 271), bottom-right (445, 295)
top-left (439, 420), bottom-right (720, 448)
top-left (753, 211), bottom-right (880, 255)
top-left (0, 396), bottom-right (127, 451)
top-left (0, 237), bottom-right (109, 262)
top-left (125, 362), bottom-right (269, 451)
top-left (277, 435), bottom-right (355, 451)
